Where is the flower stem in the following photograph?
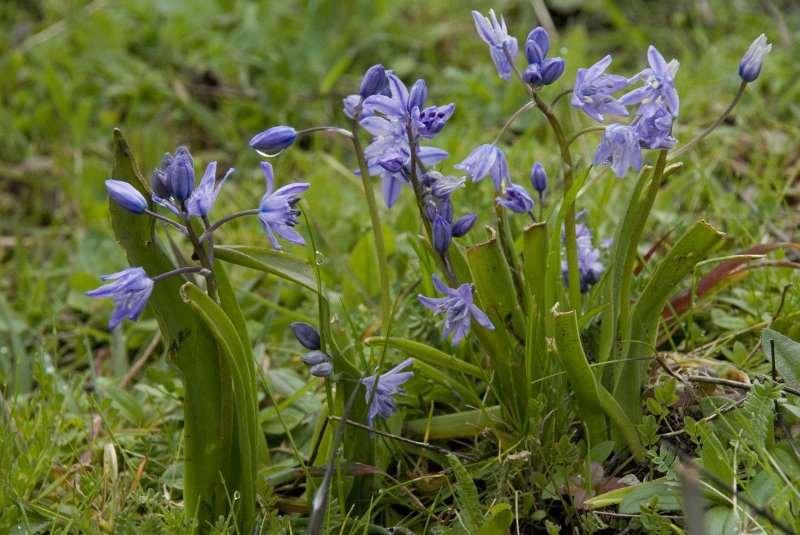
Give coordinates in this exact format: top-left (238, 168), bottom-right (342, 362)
top-left (152, 265), bottom-right (211, 282)
top-left (492, 100), bottom-right (537, 144)
top-left (350, 118), bottom-right (392, 330)
top-left (532, 92), bottom-right (582, 311)
top-left (565, 126), bottom-right (606, 149)
top-left (297, 126), bottom-right (354, 139)
top-left (670, 81), bottom-right (747, 159)
top-left (181, 204), bottom-right (218, 301)
top-left (550, 88), bottom-right (573, 107)
top-left (144, 209), bottom-right (188, 235)
top-left (199, 209), bottom-right (261, 241)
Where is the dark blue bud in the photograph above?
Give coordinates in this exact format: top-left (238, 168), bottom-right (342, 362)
top-left (167, 146), bottom-right (195, 202)
top-left (310, 361), bottom-right (333, 377)
top-left (739, 34), bottom-right (771, 83)
top-left (540, 57), bottom-right (565, 85)
top-left (525, 26), bottom-right (550, 64)
top-left (151, 153), bottom-right (173, 198)
top-left (530, 162), bottom-right (548, 194)
top-left (359, 64), bottom-right (388, 98)
top-left (302, 350), bottom-right (330, 366)
top-left (105, 180), bottom-right (148, 214)
top-left (522, 63), bottom-right (543, 85)
top-left (451, 213), bottom-right (477, 238)
top-left (249, 126), bottom-right (297, 155)
top-left (291, 321), bottom-right (321, 350)
top-left (408, 79), bottom-right (428, 111)
top-left (424, 198), bottom-right (438, 222)
top-left (432, 215), bottom-right (452, 254)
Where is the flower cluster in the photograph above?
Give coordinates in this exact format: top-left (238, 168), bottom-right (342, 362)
top-left (421, 171), bottom-right (477, 254)
top-left (357, 69), bottom-right (455, 207)
top-left (522, 27), bottom-right (564, 86)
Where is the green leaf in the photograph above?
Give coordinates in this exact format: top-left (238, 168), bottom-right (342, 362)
top-left (214, 244), bottom-right (316, 292)
top-left (761, 328), bottom-right (800, 389)
top-left (405, 406), bottom-right (502, 440)
top-left (447, 453), bottom-right (482, 533)
top-left (478, 503), bottom-right (513, 535)
top-left (363, 337), bottom-right (484, 378)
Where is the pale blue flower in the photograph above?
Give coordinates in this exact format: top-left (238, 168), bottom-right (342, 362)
top-left (186, 162), bottom-right (234, 217)
top-left (258, 162), bottom-right (309, 249)
top-left (571, 55), bottom-right (630, 122)
top-left (739, 34), bottom-right (772, 82)
top-left (594, 124), bottom-right (642, 178)
top-left (497, 183), bottom-right (534, 214)
top-left (455, 144), bottom-right (509, 191)
top-left (633, 101), bottom-right (676, 149)
top-left (620, 46), bottom-right (680, 117)
top-left (361, 358), bottom-right (414, 426)
top-left (418, 276), bottom-right (494, 344)
top-left (86, 267), bottom-right (154, 329)
top-left (472, 9), bottom-right (519, 80)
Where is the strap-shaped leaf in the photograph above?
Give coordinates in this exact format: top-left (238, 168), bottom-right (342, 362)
top-left (214, 244), bottom-right (316, 292)
top-left (554, 309), bottom-right (644, 459)
top-left (180, 282), bottom-right (258, 531)
top-left (108, 129), bottom-right (230, 524)
top-left (364, 337), bottom-right (484, 378)
top-left (615, 220), bottom-right (725, 423)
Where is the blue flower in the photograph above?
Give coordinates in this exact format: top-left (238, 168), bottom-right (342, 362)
top-left (361, 358), bottom-right (414, 426)
top-left (522, 27), bottom-right (565, 86)
top-left (166, 146), bottom-right (195, 202)
top-left (562, 223), bottom-right (605, 293)
top-left (151, 153), bottom-right (173, 199)
top-left (593, 124), bottom-right (642, 178)
top-left (249, 126), bottom-right (297, 156)
top-left (497, 183), bottom-right (534, 214)
top-left (451, 213), bottom-right (477, 237)
top-left (471, 9), bottom-right (519, 80)
top-left (418, 276), bottom-right (494, 345)
top-left (739, 34), bottom-right (772, 82)
top-left (105, 180), bottom-right (148, 214)
top-left (455, 144), bottom-right (509, 191)
top-left (86, 267), bottom-right (154, 329)
top-left (571, 55), bottom-right (630, 122)
top-left (360, 114), bottom-right (448, 207)
top-left (633, 101), bottom-right (676, 150)
top-left (258, 162), bottom-right (310, 249)
top-left (426, 171), bottom-right (465, 199)
top-left (621, 46), bottom-right (680, 117)
top-left (530, 162), bottom-right (548, 194)
top-left (185, 162), bottom-right (234, 217)
top-left (343, 64), bottom-right (391, 119)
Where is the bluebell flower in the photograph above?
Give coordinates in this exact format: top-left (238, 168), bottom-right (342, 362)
top-left (571, 55), bottom-right (630, 122)
top-left (166, 146), bottom-right (195, 202)
top-left (258, 162), bottom-right (310, 249)
top-left (361, 358), bottom-right (414, 426)
top-left (530, 162), bottom-right (548, 195)
top-left (633, 101), bottom-right (676, 149)
top-left (471, 9), bottom-right (519, 81)
top-left (105, 180), bottom-right (148, 214)
top-left (418, 276), bottom-right (494, 345)
top-left (432, 214), bottom-right (452, 254)
top-left (249, 126), bottom-right (297, 156)
top-left (86, 267), bottom-right (154, 329)
top-left (497, 183), bottom-right (534, 214)
top-left (151, 153), bottom-right (173, 199)
top-left (360, 114), bottom-right (448, 207)
top-left (562, 223), bottom-right (604, 293)
top-left (621, 46), bottom-right (680, 117)
top-left (455, 144), bottom-right (509, 191)
top-left (362, 73), bottom-right (454, 140)
top-left (593, 124), bottom-right (642, 178)
top-left (186, 162), bottom-right (234, 217)
top-left (310, 362), bottom-right (333, 378)
top-left (522, 27), bottom-right (565, 86)
top-left (291, 322), bottom-right (321, 350)
top-left (451, 213), bottom-right (477, 237)
top-left (739, 34), bottom-right (772, 82)
top-left (426, 171), bottom-right (465, 199)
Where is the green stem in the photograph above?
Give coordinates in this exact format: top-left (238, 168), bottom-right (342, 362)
top-left (532, 92), bottom-right (581, 311)
top-left (350, 119), bottom-right (392, 330)
top-left (494, 201), bottom-right (528, 314)
top-left (670, 81), bottom-right (747, 160)
top-left (565, 126), bottom-right (606, 149)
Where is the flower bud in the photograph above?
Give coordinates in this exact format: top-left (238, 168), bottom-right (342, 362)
top-left (540, 57), bottom-right (565, 85)
top-left (739, 34), bottom-right (772, 82)
top-left (309, 362), bottom-right (333, 377)
top-left (451, 213), bottom-right (477, 237)
top-left (530, 162), bottom-right (548, 194)
top-left (151, 153), bottom-right (173, 198)
top-left (291, 322), bottom-right (321, 350)
top-left (408, 79), bottom-right (428, 111)
top-left (167, 146), bottom-right (195, 202)
top-left (105, 180), bottom-right (147, 214)
top-left (525, 27), bottom-right (550, 64)
top-left (302, 350), bottom-right (330, 366)
top-left (497, 183), bottom-right (534, 214)
top-left (249, 126), bottom-right (297, 155)
top-left (432, 215), bottom-right (452, 254)
top-left (359, 64), bottom-right (388, 98)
